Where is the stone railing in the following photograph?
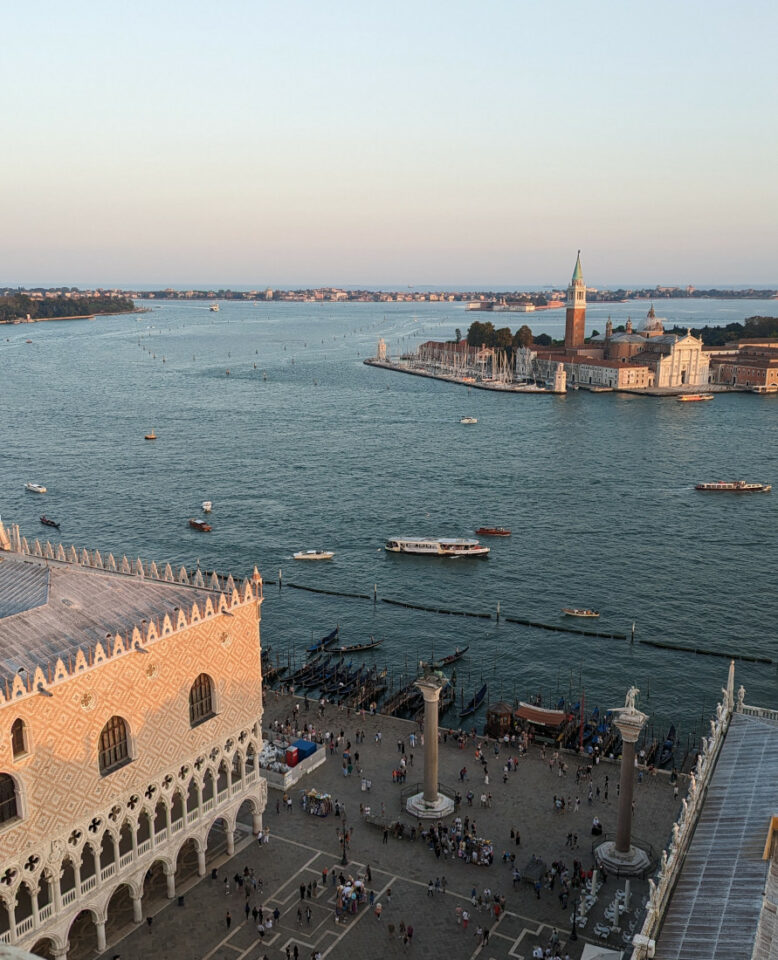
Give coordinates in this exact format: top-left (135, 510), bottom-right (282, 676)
top-left (630, 668), bottom-right (736, 959)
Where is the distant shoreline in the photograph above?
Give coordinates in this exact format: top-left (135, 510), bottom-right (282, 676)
top-left (0, 307), bottom-right (148, 325)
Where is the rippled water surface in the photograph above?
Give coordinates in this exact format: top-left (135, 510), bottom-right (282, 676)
top-left (2, 298), bottom-right (777, 746)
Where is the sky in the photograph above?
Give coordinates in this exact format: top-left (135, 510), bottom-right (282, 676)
top-left (2, 0), bottom-right (777, 288)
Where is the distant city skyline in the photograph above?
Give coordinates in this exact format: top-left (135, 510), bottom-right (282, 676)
top-left (2, 1), bottom-right (776, 286)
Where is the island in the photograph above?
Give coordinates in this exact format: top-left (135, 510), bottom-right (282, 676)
top-left (0, 294), bottom-right (136, 325)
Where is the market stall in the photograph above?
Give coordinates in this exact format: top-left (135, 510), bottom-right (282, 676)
top-left (457, 835), bottom-right (494, 865)
top-left (300, 789), bottom-right (332, 817)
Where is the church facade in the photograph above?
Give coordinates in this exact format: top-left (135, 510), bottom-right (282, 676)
top-left (0, 521), bottom-right (267, 959)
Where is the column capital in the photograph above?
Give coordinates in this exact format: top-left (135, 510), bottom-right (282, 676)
top-left (614, 708), bottom-right (648, 743)
top-left (414, 673), bottom-right (445, 701)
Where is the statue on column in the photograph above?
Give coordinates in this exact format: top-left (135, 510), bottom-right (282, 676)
top-left (624, 686), bottom-right (639, 711)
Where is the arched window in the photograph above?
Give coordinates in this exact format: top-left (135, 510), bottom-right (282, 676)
top-left (0, 774), bottom-right (18, 824)
top-left (11, 719), bottom-right (27, 759)
top-left (189, 674), bottom-right (215, 727)
top-left (98, 717), bottom-right (130, 775)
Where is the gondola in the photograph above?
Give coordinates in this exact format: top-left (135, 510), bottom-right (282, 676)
top-left (331, 636), bottom-right (383, 654)
top-left (459, 683), bottom-right (487, 718)
top-left (435, 645), bottom-right (469, 667)
top-left (658, 725), bottom-right (676, 767)
top-left (40, 516), bottom-right (60, 529)
top-left (306, 626), bottom-right (340, 656)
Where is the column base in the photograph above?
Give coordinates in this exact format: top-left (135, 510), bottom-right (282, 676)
top-left (405, 792), bottom-right (455, 820)
top-left (595, 840), bottom-right (650, 876)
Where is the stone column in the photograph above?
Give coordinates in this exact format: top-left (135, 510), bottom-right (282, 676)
top-left (164, 866), bottom-right (176, 900)
top-left (405, 671), bottom-right (454, 820)
top-left (95, 919), bottom-right (107, 952)
top-left (226, 828), bottom-right (235, 857)
top-left (596, 688), bottom-right (650, 876)
top-left (252, 810), bottom-right (263, 836)
top-left (52, 948), bottom-right (68, 960)
top-left (196, 849), bottom-right (206, 877)
top-left (131, 894), bottom-right (143, 922)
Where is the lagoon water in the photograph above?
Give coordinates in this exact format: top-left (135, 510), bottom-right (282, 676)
top-left (2, 297), bottom-right (777, 754)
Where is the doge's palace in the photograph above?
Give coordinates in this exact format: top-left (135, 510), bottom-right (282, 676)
top-left (0, 521), bottom-right (267, 959)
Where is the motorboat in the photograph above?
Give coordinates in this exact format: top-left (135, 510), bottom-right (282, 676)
top-left (293, 549), bottom-right (334, 560)
top-left (188, 519), bottom-right (212, 532)
top-left (695, 481), bottom-right (771, 493)
top-left (144, 430), bottom-right (157, 440)
top-left (385, 537), bottom-right (489, 557)
top-left (562, 607), bottom-right (600, 618)
top-left (475, 527), bottom-right (511, 537)
top-left (210, 303), bottom-right (220, 312)
top-left (25, 482), bottom-right (46, 494)
top-left (201, 500), bottom-right (213, 513)
top-left (39, 516), bottom-right (60, 529)
top-left (459, 416), bottom-right (478, 424)
top-left (677, 394), bottom-right (714, 402)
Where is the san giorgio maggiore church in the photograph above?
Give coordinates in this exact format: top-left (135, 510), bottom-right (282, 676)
top-left (524, 252), bottom-right (711, 391)
top-left (0, 519), bottom-right (267, 959)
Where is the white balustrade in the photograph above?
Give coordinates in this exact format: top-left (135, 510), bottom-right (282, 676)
top-left (101, 863), bottom-right (116, 882)
top-left (171, 818), bottom-right (184, 834)
top-left (155, 828), bottom-right (168, 844)
top-left (80, 875), bottom-right (97, 894)
top-left (120, 851), bottom-right (134, 869)
top-left (186, 809), bottom-right (198, 825)
top-left (39, 903), bottom-right (53, 922)
top-left (61, 888), bottom-right (77, 907)
top-left (217, 789), bottom-right (229, 805)
top-left (202, 797), bottom-right (215, 813)
top-left (16, 916), bottom-right (35, 937)
top-left (246, 770), bottom-right (257, 785)
top-left (0, 930), bottom-right (11, 943)
top-left (137, 839), bottom-right (152, 856)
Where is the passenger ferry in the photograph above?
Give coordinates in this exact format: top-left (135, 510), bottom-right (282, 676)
top-left (677, 394), bottom-right (714, 402)
top-left (695, 481), bottom-right (771, 493)
top-left (385, 537), bottom-right (490, 557)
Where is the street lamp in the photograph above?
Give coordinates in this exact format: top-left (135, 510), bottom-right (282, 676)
top-left (337, 821), bottom-right (350, 866)
top-left (570, 898), bottom-right (578, 942)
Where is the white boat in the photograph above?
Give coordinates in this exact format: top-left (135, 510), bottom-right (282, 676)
top-left (562, 607), bottom-right (600, 618)
top-left (209, 303), bottom-right (220, 312)
top-left (460, 416), bottom-right (478, 424)
top-left (293, 550), bottom-right (334, 561)
top-left (201, 500), bottom-right (213, 513)
top-left (25, 482), bottom-right (47, 494)
top-left (385, 537), bottom-right (490, 557)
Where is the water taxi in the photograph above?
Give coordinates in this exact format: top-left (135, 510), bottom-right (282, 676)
top-left (677, 394), bottom-right (714, 402)
top-left (293, 549), bottom-right (335, 560)
top-left (695, 481), bottom-right (771, 493)
top-left (201, 500), bottom-right (213, 513)
top-left (459, 416), bottom-right (478, 424)
top-left (562, 607), bottom-right (600, 618)
top-left (385, 538), bottom-right (490, 557)
top-left (25, 482), bottom-right (46, 494)
top-left (209, 303), bottom-right (220, 312)
top-left (144, 430), bottom-right (157, 440)
top-left (475, 527), bottom-right (511, 537)
top-left (188, 519), bottom-right (212, 532)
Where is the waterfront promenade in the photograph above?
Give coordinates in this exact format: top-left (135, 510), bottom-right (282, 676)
top-left (93, 692), bottom-right (681, 960)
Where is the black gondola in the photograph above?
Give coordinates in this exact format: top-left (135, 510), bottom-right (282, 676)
top-left (331, 636), bottom-right (383, 654)
top-left (434, 645), bottom-right (469, 667)
top-left (306, 626), bottom-right (340, 656)
top-left (40, 515), bottom-right (60, 529)
top-left (658, 725), bottom-right (676, 767)
top-left (459, 683), bottom-right (487, 718)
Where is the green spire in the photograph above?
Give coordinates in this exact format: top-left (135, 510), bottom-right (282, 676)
top-left (572, 250), bottom-right (583, 283)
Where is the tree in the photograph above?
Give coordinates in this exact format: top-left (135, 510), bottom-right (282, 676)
top-left (514, 324), bottom-right (533, 348)
top-left (534, 333), bottom-right (552, 347)
top-left (454, 328), bottom-right (462, 343)
top-left (494, 327), bottom-right (513, 351)
top-left (467, 320), bottom-right (495, 347)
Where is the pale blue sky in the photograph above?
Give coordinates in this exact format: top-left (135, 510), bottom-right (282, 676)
top-left (2, 0), bottom-right (776, 287)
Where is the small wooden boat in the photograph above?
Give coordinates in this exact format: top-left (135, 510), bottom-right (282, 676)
top-left (331, 637), bottom-right (383, 654)
top-left (25, 482), bottom-right (46, 494)
top-left (144, 430), bottom-right (157, 440)
top-left (658, 725), bottom-right (676, 767)
top-left (294, 549), bottom-right (334, 560)
top-left (40, 516), bottom-right (60, 529)
top-left (188, 519), bottom-right (212, 532)
top-left (562, 607), bottom-right (600, 618)
top-left (475, 527), bottom-right (511, 537)
top-left (435, 645), bottom-right (469, 667)
top-left (460, 683), bottom-right (487, 718)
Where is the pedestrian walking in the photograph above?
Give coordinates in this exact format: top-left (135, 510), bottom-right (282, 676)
top-left (226, 911), bottom-right (232, 929)
top-left (225, 879), bottom-right (230, 895)
top-left (462, 909), bottom-right (470, 931)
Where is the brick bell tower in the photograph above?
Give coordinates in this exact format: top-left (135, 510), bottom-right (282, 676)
top-left (564, 250), bottom-right (586, 351)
